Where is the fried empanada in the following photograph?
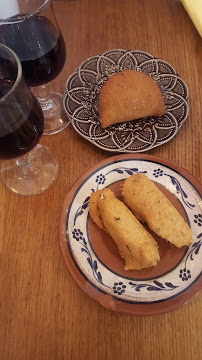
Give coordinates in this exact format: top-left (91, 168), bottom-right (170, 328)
top-left (99, 70), bottom-right (165, 128)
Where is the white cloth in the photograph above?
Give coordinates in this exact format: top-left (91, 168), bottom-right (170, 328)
top-left (181, 0), bottom-right (202, 37)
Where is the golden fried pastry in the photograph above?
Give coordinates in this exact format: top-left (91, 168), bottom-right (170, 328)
top-left (99, 70), bottom-right (165, 128)
top-left (89, 190), bottom-right (104, 229)
top-left (122, 174), bottom-right (193, 247)
top-left (89, 188), bottom-right (160, 270)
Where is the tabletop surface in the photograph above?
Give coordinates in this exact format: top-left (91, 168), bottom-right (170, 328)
top-left (0, 0), bottom-right (201, 359)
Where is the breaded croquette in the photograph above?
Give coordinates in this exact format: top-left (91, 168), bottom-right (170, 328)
top-left (89, 188), bottom-right (160, 270)
top-left (89, 190), bottom-right (104, 229)
top-left (122, 173), bottom-right (192, 247)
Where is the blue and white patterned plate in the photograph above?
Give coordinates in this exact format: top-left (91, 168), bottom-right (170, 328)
top-left (60, 154), bottom-right (202, 315)
top-left (63, 49), bottom-right (189, 153)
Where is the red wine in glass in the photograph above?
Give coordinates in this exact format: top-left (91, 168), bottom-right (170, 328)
top-left (0, 79), bottom-right (44, 160)
top-left (0, 16), bottom-right (66, 87)
top-left (0, 0), bottom-right (69, 135)
top-left (0, 42), bottom-right (59, 195)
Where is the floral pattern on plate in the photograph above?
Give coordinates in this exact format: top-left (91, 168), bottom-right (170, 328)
top-left (64, 49), bottom-right (189, 153)
top-left (65, 159), bottom-right (201, 304)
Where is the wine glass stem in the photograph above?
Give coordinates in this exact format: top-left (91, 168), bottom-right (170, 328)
top-left (32, 85), bottom-right (53, 111)
top-left (16, 153), bottom-right (34, 169)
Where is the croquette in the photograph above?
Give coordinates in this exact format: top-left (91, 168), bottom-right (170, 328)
top-left (89, 188), bottom-right (160, 270)
top-left (122, 173), bottom-right (192, 247)
top-left (89, 190), bottom-right (104, 229)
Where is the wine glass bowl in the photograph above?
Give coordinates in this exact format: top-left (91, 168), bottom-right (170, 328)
top-left (0, 43), bottom-right (59, 195)
top-left (0, 0), bottom-right (69, 135)
top-left (0, 44), bottom-right (44, 160)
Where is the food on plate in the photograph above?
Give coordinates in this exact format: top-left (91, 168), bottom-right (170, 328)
top-left (89, 190), bottom-right (104, 229)
top-left (122, 173), bottom-right (193, 247)
top-left (89, 188), bottom-right (160, 270)
top-left (99, 69), bottom-right (165, 128)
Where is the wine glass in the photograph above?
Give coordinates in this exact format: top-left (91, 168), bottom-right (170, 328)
top-left (0, 43), bottom-right (59, 195)
top-left (0, 0), bottom-right (69, 135)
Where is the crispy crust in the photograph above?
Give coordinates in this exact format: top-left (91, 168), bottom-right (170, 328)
top-left (89, 190), bottom-right (104, 229)
top-left (89, 188), bottom-right (160, 270)
top-left (99, 70), bottom-right (165, 128)
top-left (122, 174), bottom-right (193, 247)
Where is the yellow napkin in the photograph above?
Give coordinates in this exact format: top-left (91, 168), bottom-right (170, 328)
top-left (181, 0), bottom-right (202, 37)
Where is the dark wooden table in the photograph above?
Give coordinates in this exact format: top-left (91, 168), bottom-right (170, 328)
top-left (0, 1), bottom-right (201, 359)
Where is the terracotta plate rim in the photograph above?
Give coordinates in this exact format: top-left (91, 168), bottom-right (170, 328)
top-left (59, 154), bottom-right (202, 316)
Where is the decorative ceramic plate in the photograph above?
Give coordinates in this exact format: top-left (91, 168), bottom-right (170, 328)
top-left (63, 49), bottom-right (189, 153)
top-left (59, 154), bottom-right (202, 315)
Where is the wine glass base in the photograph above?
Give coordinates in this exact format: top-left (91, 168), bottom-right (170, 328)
top-left (42, 91), bottom-right (70, 135)
top-left (0, 145), bottom-right (59, 196)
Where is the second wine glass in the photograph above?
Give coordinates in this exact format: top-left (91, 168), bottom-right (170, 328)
top-left (0, 43), bottom-right (59, 195)
top-left (0, 0), bottom-right (69, 135)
